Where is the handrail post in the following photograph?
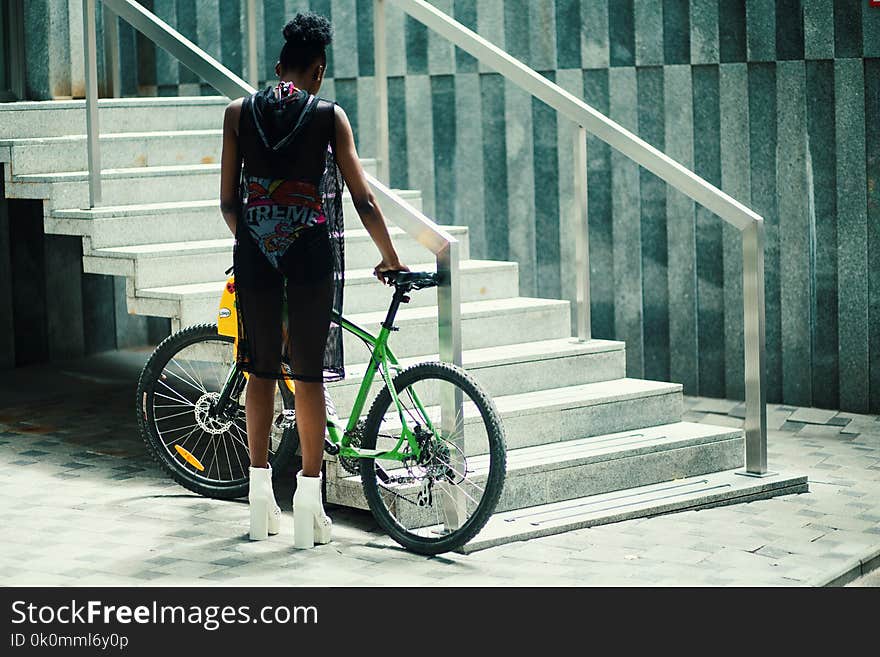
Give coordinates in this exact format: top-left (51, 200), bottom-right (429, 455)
top-left (574, 125), bottom-right (591, 342)
top-left (741, 220), bottom-right (769, 475)
top-left (373, 0), bottom-right (390, 183)
top-left (246, 0), bottom-right (258, 88)
top-left (437, 240), bottom-right (464, 529)
top-left (83, 0), bottom-right (102, 207)
top-left (104, 4), bottom-right (121, 98)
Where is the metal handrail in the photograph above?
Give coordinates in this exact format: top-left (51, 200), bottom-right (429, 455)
top-left (380, 0), bottom-right (768, 474)
top-left (82, 0), bottom-right (463, 450)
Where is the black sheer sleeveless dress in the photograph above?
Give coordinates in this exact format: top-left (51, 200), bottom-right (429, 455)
top-left (232, 81), bottom-right (345, 383)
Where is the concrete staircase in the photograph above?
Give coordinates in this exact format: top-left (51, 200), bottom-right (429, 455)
top-left (0, 97), bottom-right (807, 550)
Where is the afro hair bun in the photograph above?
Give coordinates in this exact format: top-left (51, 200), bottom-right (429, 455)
top-left (282, 11), bottom-right (333, 47)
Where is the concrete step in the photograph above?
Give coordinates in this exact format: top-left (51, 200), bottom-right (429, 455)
top-left (48, 185), bottom-right (420, 249)
top-left (0, 97), bottom-right (229, 139)
top-left (10, 164), bottom-right (414, 211)
top-left (130, 330), bottom-right (622, 414)
top-left (325, 337), bottom-right (626, 410)
top-left (0, 129), bottom-right (380, 177)
top-left (458, 469), bottom-right (809, 553)
top-left (326, 422), bottom-right (744, 520)
top-left (7, 164), bottom-right (225, 208)
top-left (133, 259), bottom-right (517, 322)
top-left (326, 377), bottom-right (681, 471)
top-left (1, 130), bottom-right (223, 175)
top-left (43, 181), bottom-right (422, 237)
top-left (83, 225), bottom-right (469, 287)
top-left (339, 296), bottom-right (572, 362)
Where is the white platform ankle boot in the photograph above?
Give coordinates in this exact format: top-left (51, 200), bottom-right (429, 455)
top-left (292, 470), bottom-right (332, 548)
top-left (248, 464), bottom-right (282, 540)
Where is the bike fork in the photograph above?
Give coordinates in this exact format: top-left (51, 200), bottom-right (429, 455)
top-left (212, 363), bottom-right (246, 418)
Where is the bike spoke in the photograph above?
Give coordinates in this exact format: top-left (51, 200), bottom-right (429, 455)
top-left (153, 408), bottom-right (198, 422)
top-left (164, 359), bottom-right (208, 396)
top-left (155, 379), bottom-right (198, 407)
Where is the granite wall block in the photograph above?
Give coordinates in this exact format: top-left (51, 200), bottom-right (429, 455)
top-left (748, 61), bottom-right (782, 402)
top-left (692, 63), bottom-right (724, 397)
top-left (803, 0), bottom-right (833, 60)
top-left (664, 64), bottom-right (698, 394)
top-left (609, 66), bottom-right (643, 376)
top-left (583, 68), bottom-right (614, 340)
top-left (835, 58), bottom-right (869, 411)
top-left (480, 72), bottom-right (508, 262)
top-left (637, 65), bottom-right (669, 382)
top-left (866, 58), bottom-right (880, 411)
top-left (719, 63), bottom-right (749, 401)
top-left (533, 78), bottom-right (561, 300)
top-left (746, 0), bottom-right (776, 62)
top-left (662, 0), bottom-right (690, 65)
top-left (505, 78), bottom-right (537, 296)
top-left (776, 59), bottom-right (812, 405)
top-left (690, 0), bottom-right (719, 64)
top-left (805, 58), bottom-right (838, 410)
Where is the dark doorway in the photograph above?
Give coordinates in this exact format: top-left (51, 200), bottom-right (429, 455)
top-left (0, 0), bottom-right (24, 102)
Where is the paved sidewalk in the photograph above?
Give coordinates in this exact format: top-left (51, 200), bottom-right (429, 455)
top-left (0, 349), bottom-right (878, 587)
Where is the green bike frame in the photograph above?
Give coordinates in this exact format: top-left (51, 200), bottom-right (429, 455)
top-left (327, 309), bottom-right (438, 463)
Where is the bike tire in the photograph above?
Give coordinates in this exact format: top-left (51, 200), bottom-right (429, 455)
top-left (136, 323), bottom-right (299, 499)
top-left (359, 362), bottom-right (506, 555)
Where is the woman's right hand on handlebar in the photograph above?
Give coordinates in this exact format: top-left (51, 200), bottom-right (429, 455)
top-left (374, 259), bottom-right (410, 285)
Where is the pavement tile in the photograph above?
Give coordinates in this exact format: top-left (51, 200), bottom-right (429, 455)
top-left (788, 408), bottom-right (840, 425)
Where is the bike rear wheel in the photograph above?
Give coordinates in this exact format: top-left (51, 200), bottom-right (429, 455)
top-left (359, 362), bottom-right (506, 555)
top-left (136, 323), bottom-right (299, 499)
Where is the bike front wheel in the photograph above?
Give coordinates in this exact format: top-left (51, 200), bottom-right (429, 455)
top-left (359, 362), bottom-right (506, 555)
top-left (136, 323), bottom-right (299, 499)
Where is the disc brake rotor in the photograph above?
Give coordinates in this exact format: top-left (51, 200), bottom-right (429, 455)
top-left (194, 392), bottom-right (234, 434)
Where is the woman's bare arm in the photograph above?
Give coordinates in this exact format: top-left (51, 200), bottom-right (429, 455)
top-left (332, 103), bottom-right (408, 282)
top-left (219, 98), bottom-right (244, 236)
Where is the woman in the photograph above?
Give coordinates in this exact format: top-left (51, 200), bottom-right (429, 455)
top-left (219, 11), bottom-right (408, 548)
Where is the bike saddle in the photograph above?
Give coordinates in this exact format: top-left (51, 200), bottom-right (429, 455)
top-left (382, 270), bottom-right (441, 290)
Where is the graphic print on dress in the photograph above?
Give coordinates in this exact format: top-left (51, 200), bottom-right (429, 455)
top-left (243, 175), bottom-right (327, 271)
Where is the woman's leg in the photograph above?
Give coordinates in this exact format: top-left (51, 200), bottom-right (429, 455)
top-left (285, 268), bottom-right (334, 477)
top-left (293, 381), bottom-right (326, 477)
top-left (245, 375), bottom-right (276, 468)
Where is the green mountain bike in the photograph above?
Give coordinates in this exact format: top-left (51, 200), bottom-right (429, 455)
top-left (136, 270), bottom-right (507, 555)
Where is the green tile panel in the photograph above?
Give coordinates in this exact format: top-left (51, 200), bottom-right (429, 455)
top-left (480, 73), bottom-right (509, 262)
top-left (609, 66), bottom-right (644, 376)
top-left (692, 63), bottom-right (725, 397)
top-left (802, 0), bottom-right (833, 60)
top-left (581, 0), bottom-right (610, 69)
top-left (452, 72), bottom-right (487, 255)
top-left (805, 59), bottom-right (838, 410)
top-left (504, 79), bottom-right (537, 296)
top-left (583, 68), bottom-right (615, 340)
top-left (427, 0), bottom-right (456, 75)
top-left (533, 74), bottom-right (561, 300)
top-left (634, 0), bottom-right (664, 66)
top-left (690, 0), bottom-right (719, 64)
top-left (834, 58), bottom-right (869, 411)
top-left (331, 0), bottom-right (359, 79)
top-left (746, 0), bottom-right (776, 62)
top-left (663, 64), bottom-right (699, 394)
top-left (637, 66), bottom-right (669, 382)
top-left (866, 59), bottom-right (880, 411)
top-left (718, 63), bottom-right (749, 401)
top-left (404, 74), bottom-right (436, 214)
top-left (748, 62), bottom-right (782, 401)
top-left (776, 59), bottom-right (812, 406)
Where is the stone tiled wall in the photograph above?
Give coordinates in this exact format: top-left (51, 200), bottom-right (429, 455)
top-left (19, 0), bottom-right (880, 413)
